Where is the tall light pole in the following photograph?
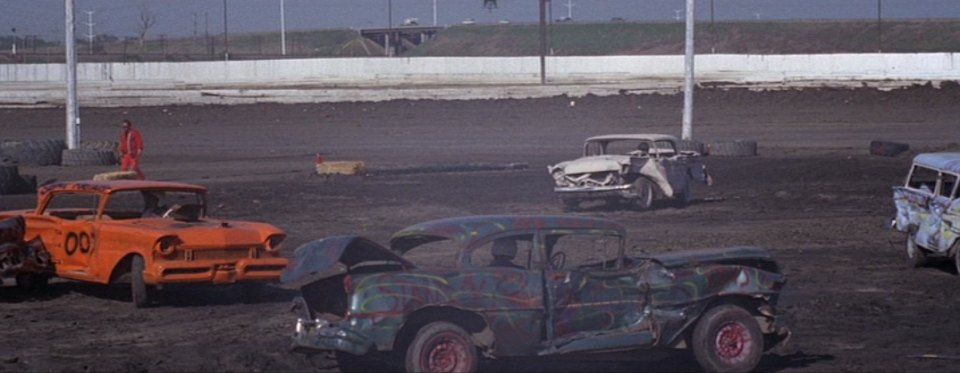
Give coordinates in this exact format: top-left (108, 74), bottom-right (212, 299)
top-left (83, 10), bottom-right (95, 55)
top-left (539, 0), bottom-right (547, 84)
top-left (386, 0), bottom-right (393, 56)
top-left (877, 0), bottom-right (883, 52)
top-left (280, 0), bottom-right (287, 55)
top-left (223, 0), bottom-right (229, 60)
top-left (433, 0), bottom-right (438, 26)
top-left (681, 0), bottom-right (695, 140)
top-left (65, 0), bottom-right (80, 150)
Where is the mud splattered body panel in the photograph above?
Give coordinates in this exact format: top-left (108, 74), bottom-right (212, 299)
top-left (285, 215), bottom-right (788, 364)
top-left (892, 153), bottom-right (960, 255)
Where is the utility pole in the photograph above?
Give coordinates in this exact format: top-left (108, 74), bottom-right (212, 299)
top-left (681, 0), bottom-right (695, 140)
top-left (83, 10), bottom-right (95, 54)
top-left (386, 0), bottom-right (393, 57)
top-left (280, 0), bottom-right (287, 55)
top-left (65, 0), bottom-right (80, 150)
top-left (877, 0), bottom-right (883, 52)
top-left (10, 28), bottom-right (15, 55)
top-left (539, 0), bottom-right (547, 84)
top-left (192, 12), bottom-right (199, 36)
top-left (565, 0), bottom-right (573, 20)
top-left (223, 0), bottom-right (229, 60)
top-left (205, 12), bottom-right (211, 55)
top-left (433, 0), bottom-right (438, 26)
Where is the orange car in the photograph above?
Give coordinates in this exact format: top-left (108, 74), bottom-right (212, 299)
top-left (0, 180), bottom-right (288, 307)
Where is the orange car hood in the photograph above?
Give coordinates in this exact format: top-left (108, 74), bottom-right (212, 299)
top-left (108, 218), bottom-right (275, 245)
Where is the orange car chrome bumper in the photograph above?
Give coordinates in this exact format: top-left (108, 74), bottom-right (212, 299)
top-left (150, 257), bottom-right (288, 284)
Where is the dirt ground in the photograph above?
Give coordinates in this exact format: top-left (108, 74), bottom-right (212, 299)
top-left (1, 84), bottom-right (959, 372)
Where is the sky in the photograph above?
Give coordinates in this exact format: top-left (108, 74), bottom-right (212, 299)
top-left (2, 0), bottom-right (958, 41)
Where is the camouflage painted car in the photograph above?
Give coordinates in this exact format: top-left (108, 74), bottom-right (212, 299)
top-left (284, 215), bottom-right (789, 373)
top-left (892, 153), bottom-right (960, 272)
top-left (0, 215), bottom-right (53, 292)
top-left (0, 180), bottom-right (288, 307)
top-left (547, 134), bottom-right (712, 210)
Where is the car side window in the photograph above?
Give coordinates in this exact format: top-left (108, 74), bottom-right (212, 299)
top-left (941, 173), bottom-right (958, 199)
top-left (907, 165), bottom-right (938, 194)
top-left (545, 233), bottom-right (620, 270)
top-left (103, 191), bottom-right (146, 219)
top-left (43, 193), bottom-right (100, 220)
top-left (403, 239), bottom-right (460, 269)
top-left (471, 234), bottom-right (534, 270)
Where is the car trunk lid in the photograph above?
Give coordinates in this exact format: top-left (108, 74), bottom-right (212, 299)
top-left (281, 235), bottom-right (414, 287)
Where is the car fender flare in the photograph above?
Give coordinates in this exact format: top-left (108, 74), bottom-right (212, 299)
top-left (637, 161), bottom-right (674, 197)
top-left (393, 306), bottom-right (493, 356)
top-left (108, 253), bottom-right (146, 284)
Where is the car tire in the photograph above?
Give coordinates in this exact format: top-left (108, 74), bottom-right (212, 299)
top-left (130, 255), bottom-right (150, 308)
top-left (954, 249), bottom-right (960, 276)
top-left (906, 233), bottom-right (927, 268)
top-left (692, 304), bottom-right (764, 373)
top-left (0, 165), bottom-right (36, 195)
top-left (709, 140), bottom-right (758, 157)
top-left (61, 148), bottom-right (117, 167)
top-left (630, 178), bottom-right (654, 210)
top-left (0, 139), bottom-right (66, 166)
top-left (869, 140), bottom-right (910, 157)
top-left (405, 321), bottom-right (478, 373)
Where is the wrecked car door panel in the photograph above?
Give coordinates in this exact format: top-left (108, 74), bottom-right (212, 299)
top-left (346, 268), bottom-right (546, 354)
top-left (629, 158), bottom-right (674, 197)
top-left (893, 186), bottom-right (931, 233)
top-left (943, 199), bottom-right (960, 252)
top-left (544, 269), bottom-right (648, 344)
top-left (894, 187), bottom-right (949, 252)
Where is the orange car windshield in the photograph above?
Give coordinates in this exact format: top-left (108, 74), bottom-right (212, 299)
top-left (105, 190), bottom-right (205, 220)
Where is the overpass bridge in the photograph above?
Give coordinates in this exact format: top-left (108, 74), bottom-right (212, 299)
top-left (359, 26), bottom-right (444, 56)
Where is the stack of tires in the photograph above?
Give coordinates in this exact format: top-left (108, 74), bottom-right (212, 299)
top-left (709, 140), bottom-right (759, 157)
top-left (0, 139), bottom-right (66, 166)
top-left (62, 140), bottom-right (120, 167)
top-left (0, 156), bottom-right (37, 195)
top-left (0, 139), bottom-right (119, 167)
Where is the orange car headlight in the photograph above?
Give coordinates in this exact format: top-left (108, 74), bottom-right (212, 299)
top-left (153, 235), bottom-right (182, 257)
top-left (264, 234), bottom-right (285, 252)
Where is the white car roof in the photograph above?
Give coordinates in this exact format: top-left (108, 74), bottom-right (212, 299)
top-left (585, 134), bottom-right (679, 143)
top-left (914, 153), bottom-right (960, 174)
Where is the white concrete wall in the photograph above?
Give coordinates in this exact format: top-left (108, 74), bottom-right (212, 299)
top-left (1, 53), bottom-right (958, 86)
top-left (1, 53), bottom-right (957, 107)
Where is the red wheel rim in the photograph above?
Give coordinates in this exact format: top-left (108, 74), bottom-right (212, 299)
top-left (715, 321), bottom-right (752, 364)
top-left (421, 332), bottom-right (470, 373)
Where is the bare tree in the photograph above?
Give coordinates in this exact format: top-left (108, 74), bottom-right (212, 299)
top-left (136, 1), bottom-right (156, 48)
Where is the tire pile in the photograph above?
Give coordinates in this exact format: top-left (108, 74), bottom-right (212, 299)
top-left (0, 155), bottom-right (36, 195)
top-left (0, 139), bottom-right (120, 195)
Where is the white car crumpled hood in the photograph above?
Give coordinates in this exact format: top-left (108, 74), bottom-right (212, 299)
top-left (554, 155), bottom-right (631, 174)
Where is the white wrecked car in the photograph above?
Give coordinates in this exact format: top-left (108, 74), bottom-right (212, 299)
top-left (892, 152), bottom-right (960, 272)
top-left (548, 134), bottom-right (712, 210)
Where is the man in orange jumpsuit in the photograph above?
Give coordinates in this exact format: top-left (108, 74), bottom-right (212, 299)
top-left (119, 119), bottom-right (145, 180)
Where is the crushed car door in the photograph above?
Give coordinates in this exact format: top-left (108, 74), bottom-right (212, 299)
top-left (541, 230), bottom-right (650, 354)
top-left (40, 192), bottom-right (100, 279)
top-left (937, 172), bottom-right (959, 252)
top-left (895, 165), bottom-right (937, 247)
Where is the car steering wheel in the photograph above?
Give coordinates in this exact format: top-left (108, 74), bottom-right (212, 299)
top-left (161, 204), bottom-right (182, 218)
top-left (549, 251), bottom-right (566, 270)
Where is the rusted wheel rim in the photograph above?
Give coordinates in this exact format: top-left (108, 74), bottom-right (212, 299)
top-left (715, 321), bottom-right (752, 364)
top-left (422, 332), bottom-right (469, 372)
